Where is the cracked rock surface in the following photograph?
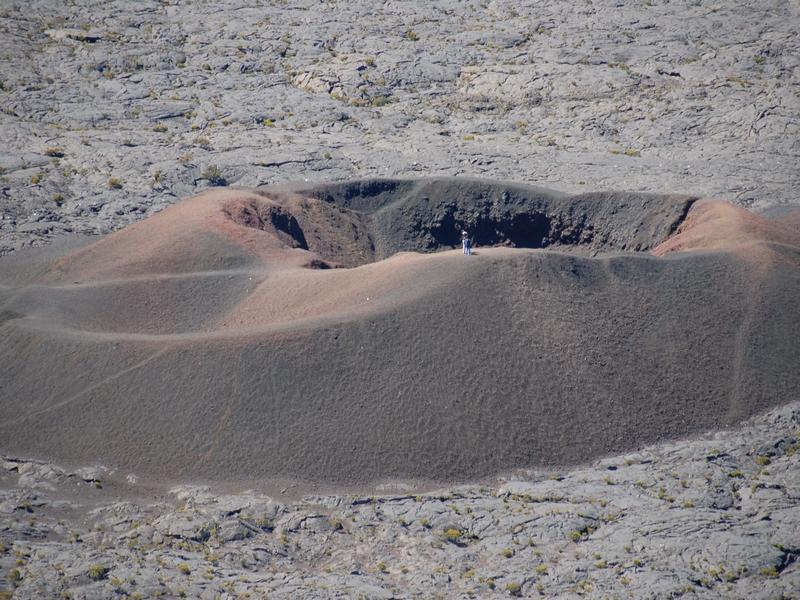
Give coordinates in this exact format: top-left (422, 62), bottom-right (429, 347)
top-left (1, 0), bottom-right (799, 254)
top-left (1, 404), bottom-right (799, 599)
top-left (1, 1), bottom-right (799, 598)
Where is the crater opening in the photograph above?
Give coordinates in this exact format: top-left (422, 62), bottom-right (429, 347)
top-left (252, 178), bottom-right (698, 267)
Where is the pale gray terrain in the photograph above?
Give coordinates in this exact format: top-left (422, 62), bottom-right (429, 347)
top-left (0, 0), bottom-right (799, 254)
top-left (1, 404), bottom-right (799, 599)
top-left (1, 1), bottom-right (800, 599)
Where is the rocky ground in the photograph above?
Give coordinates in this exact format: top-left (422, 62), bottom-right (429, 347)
top-left (0, 0), bottom-right (799, 254)
top-left (2, 2), bottom-right (800, 599)
top-left (1, 403), bottom-right (799, 599)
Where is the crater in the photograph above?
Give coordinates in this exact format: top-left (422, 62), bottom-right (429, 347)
top-left (255, 178), bottom-right (699, 266)
top-left (3, 179), bottom-right (798, 484)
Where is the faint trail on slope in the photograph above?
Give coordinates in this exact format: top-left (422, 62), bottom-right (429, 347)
top-left (192, 348), bottom-right (243, 474)
top-left (0, 345), bottom-right (173, 428)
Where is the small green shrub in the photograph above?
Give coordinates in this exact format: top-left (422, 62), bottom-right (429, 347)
top-left (178, 563), bottom-right (190, 575)
top-left (108, 178), bottom-right (123, 189)
top-left (506, 582), bottom-right (522, 596)
top-left (202, 165), bottom-right (226, 186)
top-left (87, 565), bottom-right (107, 580)
top-left (761, 567), bottom-right (779, 578)
top-left (442, 529), bottom-right (462, 543)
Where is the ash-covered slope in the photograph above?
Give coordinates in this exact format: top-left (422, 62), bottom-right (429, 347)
top-left (0, 179), bottom-right (798, 484)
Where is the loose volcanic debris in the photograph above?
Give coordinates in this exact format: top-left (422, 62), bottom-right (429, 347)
top-left (1, 180), bottom-right (799, 485)
top-left (1, 0), bottom-right (799, 596)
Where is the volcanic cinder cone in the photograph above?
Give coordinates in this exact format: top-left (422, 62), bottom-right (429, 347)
top-left (1, 178), bottom-right (798, 485)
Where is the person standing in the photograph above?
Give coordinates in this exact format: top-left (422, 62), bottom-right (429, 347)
top-left (462, 231), bottom-right (471, 255)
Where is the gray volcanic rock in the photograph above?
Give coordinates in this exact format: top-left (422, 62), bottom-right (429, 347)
top-left (1, 403), bottom-right (798, 599)
top-left (0, 0), bottom-right (798, 254)
top-left (0, 1), bottom-right (799, 597)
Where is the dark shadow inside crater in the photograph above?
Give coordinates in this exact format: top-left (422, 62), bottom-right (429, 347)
top-left (223, 198), bottom-right (308, 250)
top-left (253, 178), bottom-right (698, 267)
